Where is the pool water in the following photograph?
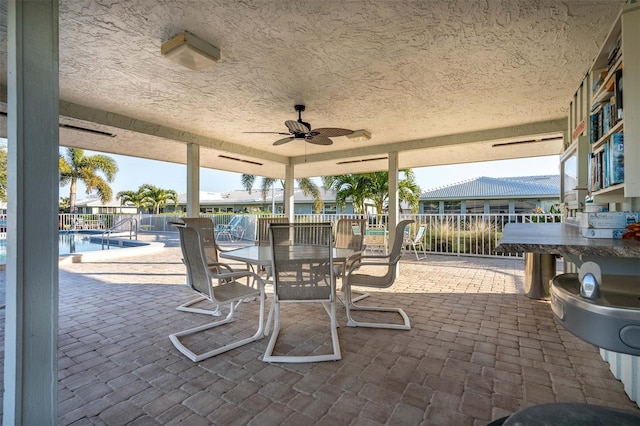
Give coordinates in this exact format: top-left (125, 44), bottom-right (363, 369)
top-left (0, 232), bottom-right (121, 262)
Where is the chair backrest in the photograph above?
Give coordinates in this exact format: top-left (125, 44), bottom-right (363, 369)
top-left (370, 219), bottom-right (414, 286)
top-left (257, 216), bottom-right (289, 246)
top-left (413, 225), bottom-right (426, 243)
top-left (180, 217), bottom-right (219, 264)
top-left (390, 220), bottom-right (415, 261)
top-left (177, 226), bottom-right (213, 300)
top-left (269, 223), bottom-right (334, 301)
top-left (335, 218), bottom-right (367, 250)
top-left (227, 215), bottom-right (243, 228)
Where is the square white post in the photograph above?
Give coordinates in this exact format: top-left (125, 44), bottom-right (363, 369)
top-left (4, 1), bottom-right (59, 424)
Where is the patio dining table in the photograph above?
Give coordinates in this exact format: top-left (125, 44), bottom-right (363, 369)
top-left (220, 245), bottom-right (357, 268)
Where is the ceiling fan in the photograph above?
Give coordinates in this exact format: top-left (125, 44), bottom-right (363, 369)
top-left (246, 105), bottom-right (354, 146)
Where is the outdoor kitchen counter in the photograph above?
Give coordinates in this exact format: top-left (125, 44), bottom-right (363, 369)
top-left (497, 223), bottom-right (640, 258)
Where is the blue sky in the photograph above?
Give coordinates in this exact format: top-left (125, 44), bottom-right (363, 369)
top-left (58, 148), bottom-right (560, 199)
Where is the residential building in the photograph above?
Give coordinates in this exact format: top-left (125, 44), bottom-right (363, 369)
top-left (420, 175), bottom-right (560, 215)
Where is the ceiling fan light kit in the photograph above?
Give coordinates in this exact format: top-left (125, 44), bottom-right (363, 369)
top-left (161, 31), bottom-right (220, 71)
top-left (347, 129), bottom-right (371, 142)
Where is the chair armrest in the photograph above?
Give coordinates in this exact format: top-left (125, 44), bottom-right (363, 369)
top-left (209, 269), bottom-right (263, 283)
top-left (345, 255), bottom-right (401, 275)
top-left (208, 262), bottom-right (235, 274)
top-left (348, 253), bottom-right (391, 264)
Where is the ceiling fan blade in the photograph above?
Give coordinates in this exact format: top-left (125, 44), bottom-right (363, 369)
top-left (285, 120), bottom-right (310, 134)
top-left (244, 131), bottom-right (291, 135)
top-left (312, 128), bottom-right (354, 137)
top-left (273, 137), bottom-right (295, 146)
top-left (306, 135), bottom-right (333, 145)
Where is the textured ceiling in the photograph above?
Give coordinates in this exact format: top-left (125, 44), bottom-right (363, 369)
top-left (0, 0), bottom-right (626, 178)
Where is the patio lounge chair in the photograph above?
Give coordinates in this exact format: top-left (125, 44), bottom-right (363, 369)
top-left (410, 224), bottom-right (427, 260)
top-left (169, 226), bottom-right (265, 362)
top-left (342, 219), bottom-right (414, 330)
top-left (214, 215), bottom-right (245, 241)
top-left (364, 222), bottom-right (387, 254)
top-left (263, 222), bottom-right (341, 363)
top-left (402, 223), bottom-right (427, 260)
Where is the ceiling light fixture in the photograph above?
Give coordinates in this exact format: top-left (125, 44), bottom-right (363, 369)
top-left (161, 31), bottom-right (220, 71)
top-left (346, 129), bottom-right (371, 142)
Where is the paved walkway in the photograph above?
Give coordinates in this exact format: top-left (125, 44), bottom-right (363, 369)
top-left (1, 233), bottom-right (638, 424)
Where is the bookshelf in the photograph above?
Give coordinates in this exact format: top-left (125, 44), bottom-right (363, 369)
top-left (566, 3), bottom-right (640, 207)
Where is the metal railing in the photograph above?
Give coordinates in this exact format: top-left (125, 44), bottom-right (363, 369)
top-left (403, 213), bottom-right (563, 258)
top-left (134, 212), bottom-right (563, 258)
top-left (100, 217), bottom-right (138, 249)
top-left (0, 212), bottom-right (563, 257)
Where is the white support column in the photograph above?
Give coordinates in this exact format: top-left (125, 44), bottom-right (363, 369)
top-left (284, 164), bottom-right (295, 222)
top-left (388, 152), bottom-right (400, 243)
top-left (186, 143), bottom-right (200, 217)
top-left (388, 153), bottom-right (400, 276)
top-left (4, 1), bottom-right (59, 424)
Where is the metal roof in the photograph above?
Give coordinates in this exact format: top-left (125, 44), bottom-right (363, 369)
top-left (421, 175), bottom-right (560, 200)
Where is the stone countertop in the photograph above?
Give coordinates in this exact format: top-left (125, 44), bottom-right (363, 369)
top-left (497, 223), bottom-right (640, 258)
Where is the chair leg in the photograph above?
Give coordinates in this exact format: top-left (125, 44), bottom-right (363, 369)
top-left (263, 300), bottom-right (341, 363)
top-left (343, 287), bottom-right (411, 330)
top-left (412, 243), bottom-right (426, 260)
top-left (170, 290), bottom-right (266, 362)
top-left (176, 295), bottom-right (222, 316)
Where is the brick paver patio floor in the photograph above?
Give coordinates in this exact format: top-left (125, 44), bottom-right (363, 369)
top-left (1, 232), bottom-right (638, 424)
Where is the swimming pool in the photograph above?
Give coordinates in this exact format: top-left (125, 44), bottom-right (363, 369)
top-left (0, 231), bottom-right (123, 263)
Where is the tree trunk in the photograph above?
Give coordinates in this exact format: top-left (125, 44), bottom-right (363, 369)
top-left (69, 179), bottom-right (77, 213)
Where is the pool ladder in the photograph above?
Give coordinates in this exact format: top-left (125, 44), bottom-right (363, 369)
top-left (101, 217), bottom-right (138, 250)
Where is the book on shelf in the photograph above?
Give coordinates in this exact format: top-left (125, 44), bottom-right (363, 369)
top-left (615, 68), bottom-right (623, 120)
top-left (592, 70), bottom-right (608, 94)
top-left (610, 132), bottom-right (624, 185)
top-left (603, 141), bottom-right (610, 189)
top-left (588, 152), bottom-right (602, 192)
top-left (602, 103), bottom-right (611, 134)
top-left (589, 112), bottom-right (599, 144)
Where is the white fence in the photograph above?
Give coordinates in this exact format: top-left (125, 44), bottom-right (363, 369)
top-left (0, 213), bottom-right (562, 258)
top-left (130, 212), bottom-right (563, 258)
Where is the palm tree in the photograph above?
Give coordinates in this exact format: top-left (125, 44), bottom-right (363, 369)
top-left (241, 174), bottom-right (323, 213)
top-left (323, 170), bottom-right (421, 215)
top-left (139, 184), bottom-right (179, 214)
top-left (58, 197), bottom-right (71, 213)
top-left (118, 184), bottom-right (178, 214)
top-left (116, 188), bottom-right (153, 214)
top-left (59, 148), bottom-right (118, 213)
top-left (320, 174), bottom-right (370, 214)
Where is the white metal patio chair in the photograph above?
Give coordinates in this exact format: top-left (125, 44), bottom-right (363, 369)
top-left (169, 226), bottom-right (265, 362)
top-left (174, 218), bottom-right (253, 316)
top-left (410, 225), bottom-right (427, 260)
top-left (263, 222), bottom-right (341, 363)
top-left (342, 219), bottom-right (414, 330)
top-left (334, 218), bottom-right (370, 302)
